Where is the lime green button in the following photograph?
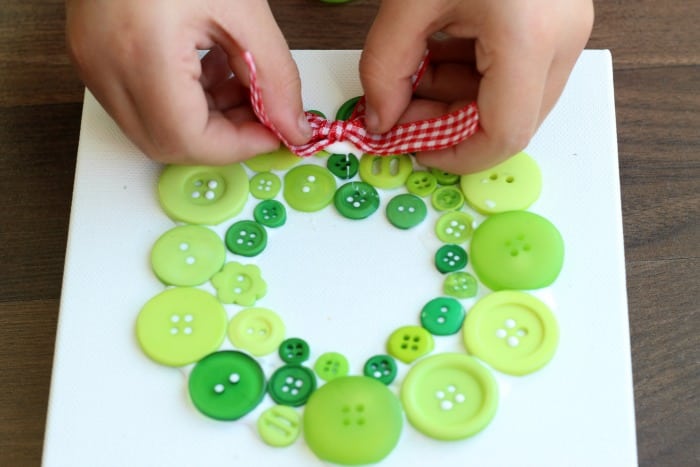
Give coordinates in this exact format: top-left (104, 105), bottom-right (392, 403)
top-left (420, 297), bottom-right (465, 336)
top-left (334, 181), bottom-right (380, 220)
top-left (435, 211), bottom-right (474, 243)
top-left (269, 365), bottom-right (317, 407)
top-left (249, 172), bottom-right (281, 200)
top-left (303, 376), bottom-right (403, 465)
top-left (429, 168), bottom-right (460, 185)
top-left (211, 262), bottom-right (267, 306)
top-left (387, 325), bottom-right (434, 363)
top-left (363, 355), bottom-right (397, 385)
top-left (150, 225), bottom-right (225, 286)
top-left (386, 193), bottom-right (427, 229)
top-left (314, 352), bottom-right (350, 382)
top-left (158, 163), bottom-right (249, 225)
top-left (336, 96), bottom-right (361, 121)
top-left (443, 272), bottom-right (478, 299)
top-left (188, 350), bottom-right (266, 421)
top-left (470, 211), bottom-right (564, 290)
top-left (405, 170), bottom-right (438, 197)
top-left (279, 337), bottom-right (310, 364)
top-left (434, 244), bottom-right (468, 273)
top-left (245, 146), bottom-right (301, 172)
top-left (460, 151), bottom-right (542, 214)
top-left (283, 164), bottom-right (336, 212)
top-left (431, 185), bottom-right (465, 211)
top-left (401, 353), bottom-right (498, 440)
top-left (327, 153), bottom-right (359, 179)
top-left (225, 220), bottom-right (267, 257)
top-left (463, 291), bottom-right (559, 375)
top-left (227, 307), bottom-right (285, 357)
top-left (253, 199), bottom-right (287, 228)
top-left (359, 154), bottom-right (413, 189)
top-left (257, 405), bottom-right (302, 447)
top-left (136, 288), bottom-right (227, 367)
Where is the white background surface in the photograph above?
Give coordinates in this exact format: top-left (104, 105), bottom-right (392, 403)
top-left (43, 50), bottom-right (636, 466)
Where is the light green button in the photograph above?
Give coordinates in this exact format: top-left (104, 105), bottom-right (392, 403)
top-left (245, 146), bottom-right (301, 172)
top-left (228, 307), bottom-right (285, 357)
top-left (258, 405), bottom-right (302, 447)
top-left (249, 172), bottom-right (281, 200)
top-left (314, 352), bottom-right (350, 382)
top-left (435, 211), bottom-right (474, 243)
top-left (387, 325), bottom-right (434, 363)
top-left (405, 170), bottom-right (438, 197)
top-left (431, 185), bottom-right (465, 211)
top-left (211, 262), bottom-right (267, 306)
top-left (359, 154), bottom-right (413, 189)
top-left (443, 272), bottom-right (478, 299)
top-left (283, 164), bottom-right (336, 212)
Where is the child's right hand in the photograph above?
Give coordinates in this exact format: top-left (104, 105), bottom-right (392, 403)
top-left (66, 0), bottom-right (311, 164)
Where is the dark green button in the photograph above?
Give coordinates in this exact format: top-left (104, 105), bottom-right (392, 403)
top-left (188, 350), bottom-right (266, 420)
top-left (253, 199), bottom-right (287, 228)
top-left (363, 355), bottom-right (397, 385)
top-left (279, 337), bottom-right (310, 364)
top-left (430, 168), bottom-right (460, 185)
top-left (225, 220), bottom-right (267, 256)
top-left (434, 244), bottom-right (468, 273)
top-left (334, 182), bottom-right (380, 220)
top-left (327, 153), bottom-right (359, 179)
top-left (385, 194), bottom-right (427, 229)
top-left (431, 186), bottom-right (465, 211)
top-left (336, 96), bottom-right (361, 121)
top-left (420, 297), bottom-right (465, 336)
top-left (269, 365), bottom-right (317, 407)
top-left (443, 272), bottom-right (478, 299)
top-left (307, 109), bottom-right (326, 118)
top-left (405, 171), bottom-right (438, 197)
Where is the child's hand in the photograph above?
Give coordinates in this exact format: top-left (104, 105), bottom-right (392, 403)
top-left (359, 0), bottom-right (594, 174)
top-left (66, 0), bottom-right (311, 164)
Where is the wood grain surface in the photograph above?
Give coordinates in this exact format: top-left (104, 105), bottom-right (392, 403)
top-left (1, 1), bottom-right (697, 465)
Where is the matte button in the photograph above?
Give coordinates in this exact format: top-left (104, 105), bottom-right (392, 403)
top-left (211, 262), bottom-right (267, 306)
top-left (283, 164), bottom-right (336, 212)
top-left (253, 199), bottom-right (287, 228)
top-left (420, 297), bottom-right (465, 336)
top-left (385, 193), bottom-right (427, 229)
top-left (327, 153), bottom-right (359, 179)
top-left (227, 307), bottom-right (285, 357)
top-left (435, 211), bottom-right (474, 243)
top-left (245, 146), bottom-right (301, 172)
top-left (405, 170), bottom-right (438, 197)
top-left (429, 168), bottom-right (460, 185)
top-left (225, 220), bottom-right (267, 257)
top-left (431, 185), bottom-right (465, 211)
top-left (363, 355), bottom-right (398, 385)
top-left (443, 271), bottom-right (478, 299)
top-left (387, 325), bottom-right (434, 363)
top-left (334, 181), bottom-right (380, 220)
top-left (359, 154), bottom-right (413, 189)
top-left (249, 171), bottom-right (281, 200)
top-left (279, 337), bottom-right (310, 364)
top-left (268, 365), bottom-right (317, 407)
top-left (434, 244), bottom-right (468, 273)
top-left (257, 405), bottom-right (302, 447)
top-left (314, 352), bottom-right (350, 382)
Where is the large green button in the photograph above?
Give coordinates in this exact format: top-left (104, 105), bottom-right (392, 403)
top-left (268, 365), bottom-right (317, 407)
top-left (245, 146), bottom-right (301, 172)
top-left (420, 297), bottom-right (465, 336)
top-left (435, 211), bottom-right (474, 243)
top-left (387, 325), bottom-right (434, 363)
top-left (225, 220), bottom-right (267, 257)
top-left (385, 193), bottom-right (427, 229)
top-left (359, 154), bottom-right (413, 189)
top-left (334, 181), bottom-right (380, 220)
top-left (335, 96), bottom-right (361, 121)
top-left (188, 350), bottom-right (266, 420)
top-left (283, 164), bottom-right (336, 212)
top-left (303, 376), bottom-right (403, 465)
top-left (470, 211), bottom-right (564, 290)
top-left (227, 307), bottom-right (285, 357)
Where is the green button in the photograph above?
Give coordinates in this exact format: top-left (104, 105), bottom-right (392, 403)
top-left (211, 262), bottom-right (267, 306)
top-left (429, 168), bottom-right (460, 185)
top-left (431, 185), bottom-right (465, 211)
top-left (363, 355), bottom-right (397, 385)
top-left (307, 109), bottom-right (326, 118)
top-left (405, 170), bottom-right (438, 197)
top-left (334, 181), bottom-right (380, 220)
top-left (460, 151), bottom-right (542, 214)
top-left (225, 220), bottom-right (267, 257)
top-left (443, 271), bottom-right (478, 299)
top-left (227, 307), bottom-right (285, 357)
top-left (327, 153), bottom-right (359, 179)
top-left (435, 211), bottom-right (474, 243)
top-left (359, 154), bottom-right (413, 189)
top-left (253, 199), bottom-right (287, 228)
top-left (158, 163), bottom-right (249, 225)
top-left (150, 225), bottom-right (225, 286)
top-left (335, 96), bottom-right (361, 121)
top-left (249, 171), bottom-right (281, 200)
top-left (420, 297), bottom-right (465, 336)
top-left (303, 376), bottom-right (403, 465)
top-left (257, 405), bottom-right (302, 447)
top-left (269, 365), bottom-right (317, 407)
top-left (314, 352), bottom-right (350, 382)
top-left (245, 146), bottom-right (301, 172)
top-left (434, 244), bottom-right (468, 273)
top-left (470, 211), bottom-right (564, 290)
top-left (463, 291), bottom-right (559, 375)
top-left (385, 193), bottom-right (427, 229)
top-left (279, 337), bottom-right (310, 364)
top-left (387, 325), bottom-right (434, 364)
top-left (136, 288), bottom-right (227, 367)
top-left (401, 353), bottom-right (498, 440)
top-left (188, 350), bottom-right (266, 421)
top-left (283, 164), bottom-right (336, 212)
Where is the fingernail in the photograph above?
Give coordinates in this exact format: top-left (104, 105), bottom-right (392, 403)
top-left (298, 113), bottom-right (312, 141)
top-left (365, 106), bottom-right (380, 133)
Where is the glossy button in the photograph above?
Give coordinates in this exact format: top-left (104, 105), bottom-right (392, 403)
top-left (249, 171), bottom-right (281, 200)
top-left (314, 352), bottom-right (350, 382)
top-left (470, 211), bottom-right (564, 290)
top-left (443, 271), bottom-right (478, 299)
top-left (303, 376), bottom-right (403, 465)
top-left (225, 220), bottom-right (267, 257)
top-left (431, 186), bottom-right (465, 211)
top-left (405, 170), bottom-right (438, 197)
top-left (463, 291), bottom-right (559, 375)
top-left (227, 307), bottom-right (285, 357)
top-left (335, 96), bottom-right (361, 121)
top-left (401, 353), bottom-right (498, 440)
top-left (136, 287), bottom-right (227, 367)
top-left (188, 350), bottom-right (266, 421)
top-left (327, 153), bottom-right (359, 179)
top-left (268, 365), bottom-right (317, 407)
top-left (245, 146), bottom-right (301, 172)
top-left (385, 193), bottom-right (427, 229)
top-left (253, 199), bottom-right (287, 228)
top-left (434, 244), bottom-right (468, 273)
top-left (257, 405), bottom-right (302, 447)
top-left (283, 164), bottom-right (336, 212)
top-left (359, 154), bottom-right (413, 189)
top-left (279, 337), bottom-right (310, 364)
top-left (460, 151), bottom-right (542, 214)
top-left (211, 262), bottom-right (267, 306)
top-left (334, 181), bottom-right (380, 220)
top-left (429, 168), bottom-right (460, 186)
top-left (158, 163), bottom-right (249, 225)
top-left (363, 354), bottom-right (398, 385)
top-left (435, 211), bottom-right (474, 243)
top-left (387, 325), bottom-right (434, 363)
top-left (150, 225), bottom-right (225, 286)
top-left (420, 297), bottom-right (465, 336)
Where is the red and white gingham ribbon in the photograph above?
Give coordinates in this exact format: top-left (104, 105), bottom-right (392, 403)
top-left (244, 51), bottom-right (479, 157)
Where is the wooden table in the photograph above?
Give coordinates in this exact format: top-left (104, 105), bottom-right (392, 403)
top-left (1, 1), bottom-right (697, 465)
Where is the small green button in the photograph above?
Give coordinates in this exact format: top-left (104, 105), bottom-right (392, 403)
top-left (420, 297), bottom-right (465, 336)
top-left (405, 170), bottom-right (438, 197)
top-left (385, 193), bottom-right (427, 229)
top-left (359, 154), bottom-right (414, 189)
top-left (279, 337), bottom-right (310, 364)
top-left (227, 307), bottom-right (285, 357)
top-left (387, 325), bottom-right (434, 363)
top-left (249, 171), bottom-right (281, 200)
top-left (211, 262), bottom-right (267, 306)
top-left (253, 199), bottom-right (287, 228)
top-left (268, 365), bottom-right (317, 407)
top-left (283, 164), bottom-right (336, 212)
top-left (225, 220), bottom-right (267, 257)
top-left (443, 272), bottom-right (478, 299)
top-left (245, 146), bottom-right (301, 172)
top-left (434, 244), bottom-right (468, 273)
top-left (327, 153), bottom-right (359, 179)
top-left (435, 211), bottom-right (474, 243)
top-left (429, 168), bottom-right (460, 185)
top-left (334, 181), bottom-right (380, 220)
top-left (336, 96), bottom-right (361, 121)
top-left (314, 352), bottom-right (350, 382)
top-left (363, 355), bottom-right (397, 385)
top-left (257, 405), bottom-right (302, 447)
top-left (431, 185), bottom-right (465, 211)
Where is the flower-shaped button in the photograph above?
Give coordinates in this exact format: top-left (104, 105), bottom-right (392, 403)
top-left (327, 153), bottom-right (360, 179)
top-left (227, 307), bottom-right (285, 357)
top-left (257, 405), bottom-right (302, 447)
top-left (405, 170), bottom-right (438, 197)
top-left (211, 262), bottom-right (267, 306)
top-left (283, 164), bottom-right (337, 212)
top-left (249, 172), bottom-right (281, 200)
top-left (387, 325), bottom-right (434, 363)
top-left (225, 220), bottom-right (267, 257)
top-left (435, 211), bottom-right (474, 243)
top-left (334, 181), bottom-right (380, 220)
top-left (268, 365), bottom-right (317, 407)
top-left (359, 154), bottom-right (413, 189)
top-left (385, 193), bottom-right (427, 229)
top-left (443, 271), bottom-right (478, 299)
